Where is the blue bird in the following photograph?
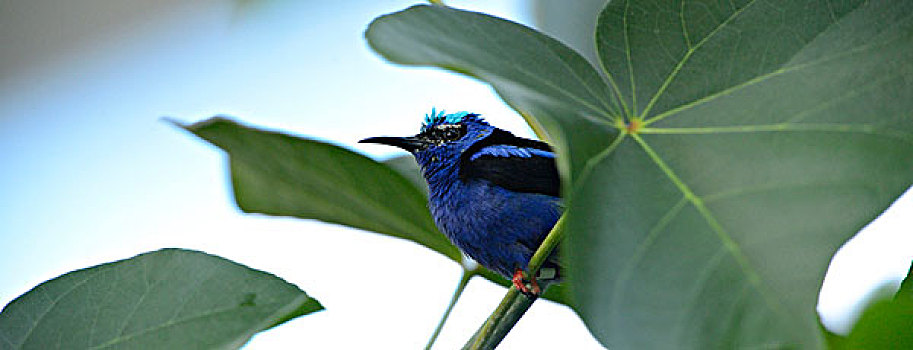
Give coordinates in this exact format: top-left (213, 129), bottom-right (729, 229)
top-left (360, 109), bottom-right (562, 295)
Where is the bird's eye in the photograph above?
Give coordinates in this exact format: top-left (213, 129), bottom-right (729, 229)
top-left (449, 127), bottom-right (467, 140)
top-left (433, 125), bottom-right (465, 141)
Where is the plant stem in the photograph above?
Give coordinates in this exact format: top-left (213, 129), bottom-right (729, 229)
top-left (461, 215), bottom-right (567, 349)
top-left (527, 215), bottom-right (566, 273)
top-left (425, 269), bottom-right (474, 350)
top-left (463, 289), bottom-right (535, 350)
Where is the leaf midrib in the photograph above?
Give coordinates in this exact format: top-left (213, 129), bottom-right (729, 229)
top-left (630, 133), bottom-right (799, 339)
top-left (89, 299), bottom-right (301, 349)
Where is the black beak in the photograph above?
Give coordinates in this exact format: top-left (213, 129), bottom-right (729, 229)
top-left (359, 136), bottom-right (426, 153)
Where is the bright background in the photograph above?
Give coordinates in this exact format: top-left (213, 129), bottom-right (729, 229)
top-left (1, 1), bottom-right (910, 348)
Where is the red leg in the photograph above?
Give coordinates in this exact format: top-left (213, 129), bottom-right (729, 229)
top-left (512, 268), bottom-right (541, 296)
top-left (511, 269), bottom-right (528, 293)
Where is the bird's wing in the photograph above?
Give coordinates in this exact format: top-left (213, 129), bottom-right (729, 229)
top-left (459, 129), bottom-right (561, 197)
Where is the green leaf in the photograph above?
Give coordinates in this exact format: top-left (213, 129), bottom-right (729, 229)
top-left (897, 262), bottom-right (913, 302)
top-left (365, 1), bottom-right (913, 348)
top-left (843, 271), bottom-right (913, 350)
top-left (844, 298), bottom-right (913, 349)
top-left (820, 317), bottom-right (846, 350)
top-left (179, 117), bottom-right (460, 262)
top-left (382, 155), bottom-right (428, 197)
top-left (569, 0), bottom-right (913, 348)
top-left (0, 248), bottom-right (321, 349)
top-left (178, 117), bottom-right (571, 305)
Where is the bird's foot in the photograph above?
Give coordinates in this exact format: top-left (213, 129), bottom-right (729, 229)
top-left (512, 268), bottom-right (541, 296)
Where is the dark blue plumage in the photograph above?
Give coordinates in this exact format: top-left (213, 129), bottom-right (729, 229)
top-left (360, 109), bottom-right (562, 294)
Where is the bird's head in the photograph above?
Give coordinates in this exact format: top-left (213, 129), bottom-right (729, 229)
top-left (360, 108), bottom-right (494, 166)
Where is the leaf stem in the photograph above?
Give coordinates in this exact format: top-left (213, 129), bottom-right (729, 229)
top-left (527, 215), bottom-right (566, 273)
top-left (425, 269), bottom-right (474, 350)
top-left (461, 215), bottom-right (567, 349)
top-left (462, 289), bottom-right (535, 350)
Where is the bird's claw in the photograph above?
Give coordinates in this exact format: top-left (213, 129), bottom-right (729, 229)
top-left (512, 268), bottom-right (541, 296)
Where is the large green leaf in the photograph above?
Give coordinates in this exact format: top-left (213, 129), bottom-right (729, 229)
top-left (365, 1), bottom-right (913, 348)
top-left (0, 248), bottom-right (321, 349)
top-left (569, 0), bottom-right (913, 348)
top-left (179, 117), bottom-right (569, 304)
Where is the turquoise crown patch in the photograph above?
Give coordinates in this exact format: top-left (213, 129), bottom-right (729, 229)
top-left (422, 108), bottom-right (483, 130)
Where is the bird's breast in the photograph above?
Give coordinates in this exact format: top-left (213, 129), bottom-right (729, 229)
top-left (425, 178), bottom-right (561, 275)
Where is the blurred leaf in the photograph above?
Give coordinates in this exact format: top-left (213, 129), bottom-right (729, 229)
top-left (366, 1), bottom-right (913, 348)
top-left (897, 262), bottom-right (913, 302)
top-left (0, 248), bottom-right (321, 349)
top-left (382, 155), bottom-right (427, 196)
top-left (844, 299), bottom-right (913, 349)
top-left (820, 318), bottom-right (846, 350)
top-left (179, 117), bottom-right (571, 305)
top-left (181, 117), bottom-right (459, 262)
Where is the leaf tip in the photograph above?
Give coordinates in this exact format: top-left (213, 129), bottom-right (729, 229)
top-left (160, 116), bottom-right (187, 129)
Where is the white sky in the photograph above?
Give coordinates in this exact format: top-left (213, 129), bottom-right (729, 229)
top-left (0, 1), bottom-right (910, 348)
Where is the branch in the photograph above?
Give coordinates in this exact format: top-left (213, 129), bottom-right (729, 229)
top-left (461, 216), bottom-right (567, 349)
top-left (462, 289), bottom-right (535, 349)
top-left (425, 267), bottom-right (475, 349)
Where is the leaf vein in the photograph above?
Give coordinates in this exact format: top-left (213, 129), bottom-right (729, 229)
top-left (681, 0), bottom-right (692, 49)
top-left (631, 134), bottom-right (797, 336)
top-left (609, 197), bottom-right (688, 329)
top-left (89, 301), bottom-right (290, 349)
top-left (639, 0), bottom-right (761, 119)
top-left (639, 123), bottom-right (913, 143)
top-left (623, 0), bottom-right (638, 116)
top-left (531, 33), bottom-right (618, 119)
top-left (644, 9), bottom-right (911, 126)
top-left (672, 248), bottom-right (730, 344)
top-left (18, 271), bottom-right (99, 348)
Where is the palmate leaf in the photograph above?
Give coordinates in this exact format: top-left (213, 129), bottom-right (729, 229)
top-left (179, 118), bottom-right (569, 304)
top-left (0, 249), bottom-right (321, 349)
top-left (365, 1), bottom-right (913, 349)
top-left (572, 0), bottom-right (913, 348)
